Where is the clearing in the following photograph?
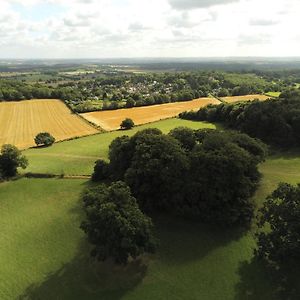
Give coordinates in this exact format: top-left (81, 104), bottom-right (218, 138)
top-left (221, 94), bottom-right (270, 103)
top-left (0, 99), bottom-right (98, 149)
top-left (80, 98), bottom-right (220, 130)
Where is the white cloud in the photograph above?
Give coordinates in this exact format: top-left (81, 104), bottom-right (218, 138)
top-left (0, 0), bottom-right (299, 58)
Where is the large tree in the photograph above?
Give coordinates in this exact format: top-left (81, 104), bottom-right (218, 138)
top-left (256, 183), bottom-right (300, 268)
top-left (0, 144), bottom-right (28, 178)
top-left (80, 181), bottom-right (156, 264)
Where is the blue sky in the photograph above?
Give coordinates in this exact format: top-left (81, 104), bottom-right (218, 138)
top-left (0, 0), bottom-right (300, 58)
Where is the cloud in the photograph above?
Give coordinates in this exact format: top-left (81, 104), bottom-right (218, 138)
top-left (250, 18), bottom-right (279, 26)
top-left (168, 0), bottom-right (239, 10)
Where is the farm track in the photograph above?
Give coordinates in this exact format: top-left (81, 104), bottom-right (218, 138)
top-left (0, 99), bottom-right (99, 149)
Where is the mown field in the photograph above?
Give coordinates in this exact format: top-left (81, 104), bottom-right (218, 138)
top-left (221, 94), bottom-right (270, 103)
top-left (80, 98), bottom-right (220, 130)
top-left (1, 121), bottom-right (300, 299)
top-left (23, 118), bottom-right (217, 175)
top-left (0, 99), bottom-right (98, 149)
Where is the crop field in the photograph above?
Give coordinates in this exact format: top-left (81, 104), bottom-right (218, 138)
top-left (23, 118), bottom-right (218, 175)
top-left (0, 99), bottom-right (98, 149)
top-left (80, 98), bottom-right (220, 130)
top-left (221, 94), bottom-right (270, 103)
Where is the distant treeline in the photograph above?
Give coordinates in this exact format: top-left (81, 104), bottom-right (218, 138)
top-left (180, 89), bottom-right (300, 147)
top-left (0, 70), bottom-right (291, 113)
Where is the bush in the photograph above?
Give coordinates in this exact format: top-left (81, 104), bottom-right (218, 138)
top-left (34, 132), bottom-right (55, 147)
top-left (120, 118), bottom-right (135, 130)
top-left (80, 181), bottom-right (156, 264)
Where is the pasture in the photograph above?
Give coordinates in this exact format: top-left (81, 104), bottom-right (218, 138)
top-left (1, 150), bottom-right (300, 299)
top-left (265, 92), bottom-right (281, 97)
top-left (0, 99), bottom-right (98, 149)
top-left (23, 118), bottom-right (217, 175)
top-left (221, 94), bottom-right (270, 103)
top-left (80, 98), bottom-right (220, 130)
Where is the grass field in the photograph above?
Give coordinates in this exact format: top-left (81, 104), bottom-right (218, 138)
top-left (0, 99), bottom-right (98, 149)
top-left (23, 118), bottom-right (217, 175)
top-left (265, 92), bottom-right (281, 97)
top-left (80, 98), bottom-right (220, 130)
top-left (1, 148), bottom-right (300, 299)
top-left (221, 94), bottom-right (270, 103)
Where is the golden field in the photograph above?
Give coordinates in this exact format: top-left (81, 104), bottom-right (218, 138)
top-left (221, 94), bottom-right (270, 103)
top-left (81, 98), bottom-right (220, 130)
top-left (0, 99), bottom-right (98, 149)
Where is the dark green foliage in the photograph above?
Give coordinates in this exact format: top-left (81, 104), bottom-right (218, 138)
top-left (92, 159), bottom-right (110, 181)
top-left (125, 133), bottom-right (189, 211)
top-left (180, 90), bottom-right (300, 147)
top-left (186, 142), bottom-right (258, 226)
top-left (256, 183), bottom-right (300, 268)
top-left (120, 118), bottom-right (135, 130)
top-left (108, 136), bottom-right (135, 180)
top-left (169, 127), bottom-right (196, 151)
top-left (80, 181), bottom-right (156, 264)
top-left (96, 128), bottom-right (265, 227)
top-left (34, 132), bottom-right (55, 147)
top-left (0, 144), bottom-right (28, 178)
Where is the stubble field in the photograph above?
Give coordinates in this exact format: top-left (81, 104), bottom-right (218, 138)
top-left (80, 98), bottom-right (220, 130)
top-left (221, 94), bottom-right (270, 103)
top-left (0, 99), bottom-right (98, 149)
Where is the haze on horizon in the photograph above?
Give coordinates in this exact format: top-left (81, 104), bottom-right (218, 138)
top-left (0, 0), bottom-right (299, 59)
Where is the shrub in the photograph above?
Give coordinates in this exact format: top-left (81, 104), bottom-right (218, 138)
top-left (34, 132), bottom-right (55, 147)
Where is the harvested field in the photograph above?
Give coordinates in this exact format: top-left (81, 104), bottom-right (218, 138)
top-left (221, 94), bottom-right (270, 103)
top-left (80, 98), bottom-right (220, 130)
top-left (0, 99), bottom-right (98, 149)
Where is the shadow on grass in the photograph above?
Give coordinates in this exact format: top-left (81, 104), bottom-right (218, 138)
top-left (19, 244), bottom-right (148, 300)
top-left (235, 258), bottom-right (300, 300)
top-left (152, 214), bottom-right (245, 265)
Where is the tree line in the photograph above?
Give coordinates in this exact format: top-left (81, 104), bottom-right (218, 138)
top-left (180, 89), bottom-right (300, 147)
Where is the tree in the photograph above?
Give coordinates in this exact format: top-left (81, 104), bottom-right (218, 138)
top-left (120, 118), bottom-right (135, 130)
top-left (92, 159), bottom-right (110, 181)
top-left (169, 126), bottom-right (196, 151)
top-left (125, 133), bottom-right (189, 211)
top-left (0, 144), bottom-right (28, 178)
top-left (80, 181), bottom-right (156, 264)
top-left (255, 183), bottom-right (300, 268)
top-left (34, 132), bottom-right (55, 147)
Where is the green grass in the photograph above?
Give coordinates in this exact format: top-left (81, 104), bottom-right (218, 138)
top-left (23, 118), bottom-right (217, 175)
top-left (265, 92), bottom-right (281, 97)
top-left (1, 149), bottom-right (300, 299)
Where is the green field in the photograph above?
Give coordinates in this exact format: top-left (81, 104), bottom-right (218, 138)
top-left (1, 152), bottom-right (300, 299)
top-left (23, 118), bottom-right (217, 176)
top-left (265, 92), bottom-right (281, 97)
top-left (1, 117), bottom-right (300, 299)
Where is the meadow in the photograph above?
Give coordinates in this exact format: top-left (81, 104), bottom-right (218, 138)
top-left (80, 98), bottom-right (220, 130)
top-left (23, 118), bottom-right (217, 175)
top-left (1, 143), bottom-right (300, 299)
top-left (0, 99), bottom-right (98, 149)
top-left (221, 94), bottom-right (270, 103)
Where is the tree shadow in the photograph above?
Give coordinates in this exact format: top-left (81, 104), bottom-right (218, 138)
top-left (235, 258), bottom-right (300, 300)
top-left (18, 244), bottom-right (148, 300)
top-left (152, 214), bottom-right (245, 265)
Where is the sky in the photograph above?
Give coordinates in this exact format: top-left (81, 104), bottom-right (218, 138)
top-left (0, 0), bottom-right (299, 58)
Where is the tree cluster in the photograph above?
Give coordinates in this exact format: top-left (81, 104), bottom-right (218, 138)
top-left (180, 89), bottom-right (300, 147)
top-left (92, 127), bottom-right (267, 227)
